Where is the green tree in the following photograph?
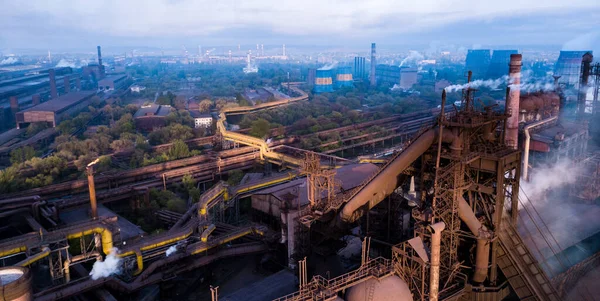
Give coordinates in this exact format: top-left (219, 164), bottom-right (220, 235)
top-left (249, 118), bottom-right (270, 138)
top-left (168, 139), bottom-right (190, 160)
top-left (10, 146), bottom-right (36, 165)
top-left (227, 169), bottom-right (244, 186)
top-left (199, 99), bottom-right (213, 112)
top-left (182, 173), bottom-right (196, 191)
top-left (0, 167), bottom-right (19, 193)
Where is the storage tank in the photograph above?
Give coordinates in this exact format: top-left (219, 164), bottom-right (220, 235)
top-left (0, 266), bottom-right (32, 301)
top-left (345, 275), bottom-right (412, 301)
top-left (314, 68), bottom-right (334, 93)
top-left (335, 66), bottom-right (354, 89)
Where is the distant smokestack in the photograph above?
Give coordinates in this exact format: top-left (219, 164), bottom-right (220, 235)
top-left (97, 46), bottom-right (105, 78)
top-left (370, 43), bottom-right (376, 87)
top-left (63, 75), bottom-right (70, 93)
top-left (75, 77), bottom-right (81, 90)
top-left (49, 69), bottom-right (58, 99)
top-left (32, 94), bottom-right (41, 105)
top-left (579, 52), bottom-right (593, 119)
top-left (9, 96), bottom-right (18, 110)
top-left (505, 54), bottom-right (522, 149)
top-left (283, 44), bottom-right (286, 57)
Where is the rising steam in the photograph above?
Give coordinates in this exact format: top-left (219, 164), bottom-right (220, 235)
top-left (166, 245), bottom-right (177, 257)
top-left (0, 57), bottom-right (19, 65)
top-left (319, 61), bottom-right (338, 70)
top-left (444, 76), bottom-right (508, 92)
top-left (399, 50), bottom-right (424, 67)
top-left (521, 159), bottom-right (581, 206)
top-left (445, 72), bottom-right (556, 93)
top-left (89, 248), bottom-right (122, 280)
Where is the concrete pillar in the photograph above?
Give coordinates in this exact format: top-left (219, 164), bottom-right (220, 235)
top-left (64, 75), bottom-right (70, 93)
top-left (49, 69), bottom-right (58, 99)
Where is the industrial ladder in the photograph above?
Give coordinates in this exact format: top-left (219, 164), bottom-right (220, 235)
top-left (497, 219), bottom-right (561, 301)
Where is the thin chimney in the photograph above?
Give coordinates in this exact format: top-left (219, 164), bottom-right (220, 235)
top-left (505, 54), bottom-right (522, 149)
top-left (9, 96), bottom-right (18, 110)
top-left (579, 52), bottom-right (593, 119)
top-left (63, 75), bottom-right (70, 93)
top-left (370, 43), bottom-right (377, 87)
top-left (49, 69), bottom-right (58, 99)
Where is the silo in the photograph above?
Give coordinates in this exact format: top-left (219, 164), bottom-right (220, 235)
top-left (0, 266), bottom-right (33, 301)
top-left (335, 66), bottom-right (354, 89)
top-left (314, 68), bottom-right (334, 93)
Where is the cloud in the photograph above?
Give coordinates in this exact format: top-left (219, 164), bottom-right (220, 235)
top-left (0, 0), bottom-right (599, 49)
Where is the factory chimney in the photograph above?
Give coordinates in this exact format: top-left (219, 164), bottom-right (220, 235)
top-left (97, 46), bottom-right (105, 78)
top-left (63, 75), bottom-right (70, 93)
top-left (505, 54), bottom-right (522, 149)
top-left (429, 222), bottom-right (445, 301)
top-left (283, 44), bottom-right (286, 57)
top-left (9, 96), bottom-right (18, 111)
top-left (32, 94), bottom-right (41, 106)
top-left (578, 52), bottom-right (593, 119)
top-left (48, 69), bottom-right (58, 99)
top-left (370, 43), bottom-right (376, 87)
top-left (75, 77), bottom-right (81, 91)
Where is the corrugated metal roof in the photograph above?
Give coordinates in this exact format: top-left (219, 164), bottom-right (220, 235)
top-left (18, 90), bottom-right (95, 113)
top-left (134, 104), bottom-right (172, 118)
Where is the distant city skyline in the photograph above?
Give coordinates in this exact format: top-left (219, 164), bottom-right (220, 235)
top-left (1, 0), bottom-right (599, 54)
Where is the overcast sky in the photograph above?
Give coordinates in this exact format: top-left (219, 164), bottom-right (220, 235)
top-left (1, 0), bottom-right (599, 53)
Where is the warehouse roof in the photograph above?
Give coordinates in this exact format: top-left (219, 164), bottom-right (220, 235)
top-left (98, 74), bottom-right (127, 84)
top-left (134, 104), bottom-right (172, 118)
top-left (18, 91), bottom-right (95, 114)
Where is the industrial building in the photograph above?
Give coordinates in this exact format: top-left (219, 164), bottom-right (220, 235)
top-left (399, 67), bottom-right (417, 89)
top-left (335, 66), bottom-right (353, 89)
top-left (353, 57), bottom-right (366, 80)
top-left (487, 50), bottom-right (518, 79)
top-left (554, 50), bottom-right (592, 102)
top-left (314, 67), bottom-right (334, 93)
top-left (190, 111), bottom-right (213, 129)
top-left (307, 68), bottom-right (316, 88)
top-left (133, 104), bottom-right (173, 131)
top-left (14, 91), bottom-right (96, 128)
top-left (376, 64), bottom-right (401, 86)
top-left (97, 74), bottom-right (128, 91)
top-left (465, 49), bottom-right (491, 79)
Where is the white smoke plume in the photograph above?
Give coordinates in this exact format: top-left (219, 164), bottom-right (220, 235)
top-left (0, 57), bottom-right (19, 65)
top-left (319, 61), bottom-right (338, 70)
top-left (521, 159), bottom-right (581, 206)
top-left (55, 59), bottom-right (90, 68)
top-left (444, 76), bottom-right (508, 92)
top-left (166, 245), bottom-right (177, 257)
top-left (89, 248), bottom-right (122, 280)
top-left (399, 50), bottom-right (424, 67)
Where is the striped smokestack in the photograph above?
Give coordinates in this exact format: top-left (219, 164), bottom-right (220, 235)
top-left (370, 43), bottom-right (376, 87)
top-left (505, 54), bottom-right (522, 149)
top-left (49, 69), bottom-right (58, 99)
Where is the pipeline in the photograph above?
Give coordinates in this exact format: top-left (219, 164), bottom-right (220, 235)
top-left (523, 116), bottom-right (558, 181)
top-left (457, 195), bottom-right (492, 283)
top-left (201, 224), bottom-right (216, 242)
top-left (16, 247), bottom-right (50, 267)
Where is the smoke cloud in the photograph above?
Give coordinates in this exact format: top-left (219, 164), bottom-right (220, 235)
top-left (319, 61), bottom-right (338, 70)
top-left (0, 57), bottom-right (19, 65)
top-left (55, 59), bottom-right (90, 68)
top-left (89, 248), bottom-right (122, 280)
top-left (444, 76), bottom-right (508, 92)
top-left (521, 159), bottom-right (581, 205)
top-left (562, 31), bottom-right (600, 52)
top-left (399, 50), bottom-right (424, 67)
top-left (166, 245), bottom-right (177, 257)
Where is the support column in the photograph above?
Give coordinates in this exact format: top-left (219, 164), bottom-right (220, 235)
top-left (490, 159), bottom-right (506, 284)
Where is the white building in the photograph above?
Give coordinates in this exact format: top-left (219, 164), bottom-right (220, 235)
top-left (190, 111), bottom-right (213, 129)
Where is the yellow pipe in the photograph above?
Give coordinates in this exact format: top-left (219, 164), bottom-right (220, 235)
top-left (66, 227), bottom-right (114, 255)
top-left (201, 224), bottom-right (216, 243)
top-left (16, 247), bottom-right (50, 266)
top-left (139, 227), bottom-right (193, 252)
top-left (0, 246), bottom-right (27, 258)
top-left (133, 250), bottom-right (144, 276)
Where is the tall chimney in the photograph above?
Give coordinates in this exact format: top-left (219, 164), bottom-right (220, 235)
top-left (370, 43), bottom-right (376, 87)
top-left (505, 54), bottom-right (522, 149)
top-left (578, 52), bottom-right (593, 119)
top-left (63, 75), bottom-right (70, 93)
top-left (32, 94), bottom-right (41, 105)
top-left (97, 45), bottom-right (105, 78)
top-left (9, 96), bottom-right (18, 110)
top-left (283, 44), bottom-right (286, 57)
top-left (48, 69), bottom-right (58, 99)
top-left (86, 162), bottom-right (98, 219)
top-left (75, 77), bottom-right (81, 90)
top-left (429, 222), bottom-right (445, 301)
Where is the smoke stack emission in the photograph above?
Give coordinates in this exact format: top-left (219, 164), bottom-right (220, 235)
top-left (48, 69), bottom-right (58, 99)
top-left (505, 54), bottom-right (522, 149)
top-left (97, 46), bottom-right (105, 78)
top-left (370, 43), bottom-right (376, 87)
top-left (32, 94), bottom-right (40, 105)
top-left (578, 52), bottom-right (593, 118)
top-left (64, 75), bottom-right (70, 93)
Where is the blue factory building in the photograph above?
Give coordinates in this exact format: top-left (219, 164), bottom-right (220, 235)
top-left (314, 68), bottom-right (334, 93)
top-left (335, 66), bottom-right (354, 89)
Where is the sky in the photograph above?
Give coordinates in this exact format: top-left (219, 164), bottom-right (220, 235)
top-left (1, 0), bottom-right (600, 53)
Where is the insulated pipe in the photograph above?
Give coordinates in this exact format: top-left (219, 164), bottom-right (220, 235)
top-left (66, 227), bottom-right (114, 255)
top-left (457, 195), bottom-right (492, 283)
top-left (16, 247), bottom-right (50, 267)
top-left (86, 162), bottom-right (98, 219)
top-left (429, 222), bottom-right (445, 301)
top-left (523, 116), bottom-right (558, 181)
top-left (506, 54), bottom-right (522, 149)
top-left (201, 224), bottom-right (216, 242)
